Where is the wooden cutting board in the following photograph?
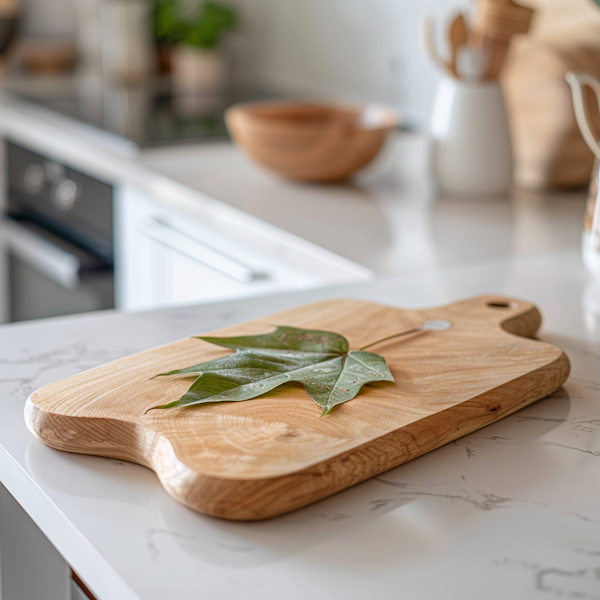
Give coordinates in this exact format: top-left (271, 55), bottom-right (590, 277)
top-left (25, 296), bottom-right (570, 520)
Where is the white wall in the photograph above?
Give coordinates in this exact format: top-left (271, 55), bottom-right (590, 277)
top-left (18, 0), bottom-right (474, 128)
top-left (230, 0), bottom-right (474, 127)
top-left (20, 0), bottom-right (76, 38)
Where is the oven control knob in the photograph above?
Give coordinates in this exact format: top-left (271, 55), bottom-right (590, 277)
top-left (52, 178), bottom-right (79, 211)
top-left (22, 163), bottom-right (45, 194)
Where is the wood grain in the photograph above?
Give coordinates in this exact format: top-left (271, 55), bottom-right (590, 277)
top-left (25, 296), bottom-right (570, 520)
top-left (472, 0), bottom-right (534, 79)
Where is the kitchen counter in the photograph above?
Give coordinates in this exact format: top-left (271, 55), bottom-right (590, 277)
top-left (139, 138), bottom-right (587, 276)
top-left (1, 247), bottom-right (600, 600)
top-left (0, 84), bottom-right (587, 279)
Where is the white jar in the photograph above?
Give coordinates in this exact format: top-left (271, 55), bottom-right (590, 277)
top-left (99, 0), bottom-right (155, 82)
top-left (171, 46), bottom-right (228, 93)
top-left (431, 77), bottom-right (513, 197)
top-left (71, 0), bottom-right (103, 75)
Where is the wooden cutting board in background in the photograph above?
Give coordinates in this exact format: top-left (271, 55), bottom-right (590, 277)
top-left (504, 0), bottom-right (600, 189)
top-left (524, 0), bottom-right (600, 42)
top-left (25, 297), bottom-right (570, 520)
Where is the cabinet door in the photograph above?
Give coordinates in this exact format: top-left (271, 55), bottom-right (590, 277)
top-left (0, 484), bottom-right (71, 600)
top-left (156, 234), bottom-right (268, 306)
top-left (115, 185), bottom-right (322, 312)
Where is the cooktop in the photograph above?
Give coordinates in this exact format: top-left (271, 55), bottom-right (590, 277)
top-left (6, 77), bottom-right (271, 148)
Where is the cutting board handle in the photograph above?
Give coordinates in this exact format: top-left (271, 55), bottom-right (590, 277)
top-left (449, 295), bottom-right (541, 338)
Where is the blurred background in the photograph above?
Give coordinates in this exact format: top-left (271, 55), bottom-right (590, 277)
top-left (5, 5), bottom-right (600, 600)
top-left (1, 0), bottom-right (600, 330)
top-left (10, 0), bottom-right (600, 127)
top-left (7, 0), bottom-right (442, 126)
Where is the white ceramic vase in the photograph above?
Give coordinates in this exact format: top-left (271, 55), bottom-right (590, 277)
top-left (431, 77), bottom-right (513, 197)
top-left (99, 0), bottom-right (155, 82)
top-left (71, 0), bottom-right (103, 75)
top-left (171, 46), bottom-right (227, 93)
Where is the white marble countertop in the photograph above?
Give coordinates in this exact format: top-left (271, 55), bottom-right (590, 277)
top-left (139, 137), bottom-right (587, 276)
top-left (0, 84), bottom-right (587, 278)
top-left (1, 247), bottom-right (600, 600)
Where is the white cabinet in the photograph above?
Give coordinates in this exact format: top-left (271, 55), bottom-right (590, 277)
top-left (0, 484), bottom-right (71, 600)
top-left (115, 185), bottom-right (368, 312)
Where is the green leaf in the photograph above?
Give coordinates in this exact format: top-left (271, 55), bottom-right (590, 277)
top-left (150, 326), bottom-right (394, 416)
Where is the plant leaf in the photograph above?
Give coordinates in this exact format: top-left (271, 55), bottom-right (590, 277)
top-left (315, 351), bottom-right (396, 415)
top-left (150, 326), bottom-right (394, 416)
top-left (199, 325), bottom-right (349, 354)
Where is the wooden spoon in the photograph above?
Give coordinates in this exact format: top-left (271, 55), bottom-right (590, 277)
top-left (448, 13), bottom-right (469, 78)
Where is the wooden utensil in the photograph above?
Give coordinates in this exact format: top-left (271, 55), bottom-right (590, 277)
top-left (422, 14), bottom-right (472, 79)
top-left (26, 296), bottom-right (569, 521)
top-left (448, 13), bottom-right (469, 77)
top-left (473, 0), bottom-right (535, 79)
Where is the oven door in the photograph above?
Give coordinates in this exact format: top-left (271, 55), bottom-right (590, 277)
top-left (0, 218), bottom-right (114, 323)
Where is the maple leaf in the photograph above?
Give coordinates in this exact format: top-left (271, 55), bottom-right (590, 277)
top-left (150, 326), bottom-right (395, 416)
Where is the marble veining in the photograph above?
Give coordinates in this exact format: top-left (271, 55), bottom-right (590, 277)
top-left (372, 476), bottom-right (595, 523)
top-left (494, 558), bottom-right (600, 599)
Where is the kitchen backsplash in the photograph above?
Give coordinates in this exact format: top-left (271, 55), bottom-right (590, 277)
top-left (21, 0), bottom-right (76, 39)
top-left (230, 0), bottom-right (464, 126)
top-left (20, 0), bottom-right (464, 127)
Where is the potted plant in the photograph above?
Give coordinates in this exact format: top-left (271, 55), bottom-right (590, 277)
top-left (152, 0), bottom-right (239, 92)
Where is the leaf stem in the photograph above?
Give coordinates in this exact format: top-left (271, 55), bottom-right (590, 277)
top-left (359, 326), bottom-right (423, 351)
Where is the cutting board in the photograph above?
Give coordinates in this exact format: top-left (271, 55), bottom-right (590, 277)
top-left (503, 0), bottom-right (600, 189)
top-left (25, 296), bottom-right (570, 520)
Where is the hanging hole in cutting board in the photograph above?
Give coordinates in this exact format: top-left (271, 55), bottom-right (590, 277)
top-left (486, 301), bottom-right (514, 309)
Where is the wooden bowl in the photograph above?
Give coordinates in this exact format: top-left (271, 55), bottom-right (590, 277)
top-left (225, 101), bottom-right (398, 182)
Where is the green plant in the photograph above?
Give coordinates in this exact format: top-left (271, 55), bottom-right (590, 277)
top-left (152, 0), bottom-right (239, 49)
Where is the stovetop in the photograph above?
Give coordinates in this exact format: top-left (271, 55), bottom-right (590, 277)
top-left (5, 76), bottom-right (271, 147)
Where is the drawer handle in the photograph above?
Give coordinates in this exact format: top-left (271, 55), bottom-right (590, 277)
top-left (140, 219), bottom-right (269, 284)
top-left (1, 219), bottom-right (80, 290)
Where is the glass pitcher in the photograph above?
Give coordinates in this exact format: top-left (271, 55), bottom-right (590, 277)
top-left (567, 72), bottom-right (600, 276)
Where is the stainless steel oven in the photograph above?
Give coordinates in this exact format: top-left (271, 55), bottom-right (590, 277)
top-left (0, 141), bottom-right (114, 323)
